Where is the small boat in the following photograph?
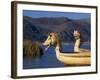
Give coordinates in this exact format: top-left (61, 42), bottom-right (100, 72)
top-left (43, 31), bottom-right (91, 66)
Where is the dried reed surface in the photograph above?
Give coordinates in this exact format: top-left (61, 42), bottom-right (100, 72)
top-left (23, 40), bottom-right (43, 58)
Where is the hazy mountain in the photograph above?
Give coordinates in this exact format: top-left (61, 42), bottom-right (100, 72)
top-left (77, 18), bottom-right (90, 24)
top-left (23, 16), bottom-right (91, 42)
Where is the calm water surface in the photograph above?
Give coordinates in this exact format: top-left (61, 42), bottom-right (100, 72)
top-left (23, 43), bottom-right (90, 69)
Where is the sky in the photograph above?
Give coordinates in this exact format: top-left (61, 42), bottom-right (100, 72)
top-left (23, 10), bottom-right (90, 20)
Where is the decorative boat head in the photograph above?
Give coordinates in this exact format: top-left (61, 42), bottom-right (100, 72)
top-left (73, 30), bottom-right (80, 40)
top-left (43, 32), bottom-right (60, 50)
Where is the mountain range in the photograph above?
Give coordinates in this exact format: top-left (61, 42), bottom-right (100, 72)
top-left (23, 16), bottom-right (91, 42)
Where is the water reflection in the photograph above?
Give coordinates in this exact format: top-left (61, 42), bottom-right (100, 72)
top-left (23, 43), bottom-right (90, 69)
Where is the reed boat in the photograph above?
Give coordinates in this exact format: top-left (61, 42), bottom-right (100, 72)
top-left (43, 31), bottom-right (91, 66)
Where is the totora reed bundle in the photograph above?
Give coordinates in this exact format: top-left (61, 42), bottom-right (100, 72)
top-left (23, 40), bottom-right (43, 58)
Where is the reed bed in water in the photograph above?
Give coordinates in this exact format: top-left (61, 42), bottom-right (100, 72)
top-left (23, 40), bottom-right (43, 58)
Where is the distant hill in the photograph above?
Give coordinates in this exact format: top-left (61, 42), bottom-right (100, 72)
top-left (23, 16), bottom-right (91, 42)
top-left (77, 18), bottom-right (90, 24)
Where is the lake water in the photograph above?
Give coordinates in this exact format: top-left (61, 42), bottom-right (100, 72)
top-left (23, 43), bottom-right (90, 69)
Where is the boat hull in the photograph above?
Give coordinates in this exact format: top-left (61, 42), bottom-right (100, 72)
top-left (57, 52), bottom-right (91, 66)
